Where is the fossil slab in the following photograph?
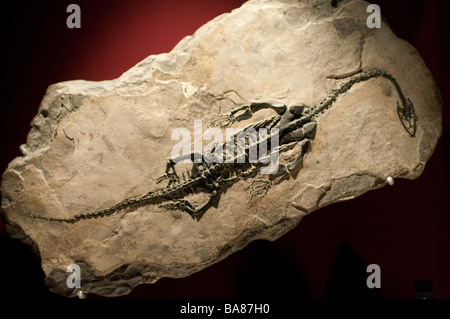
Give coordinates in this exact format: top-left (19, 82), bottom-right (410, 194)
top-left (1, 0), bottom-right (442, 297)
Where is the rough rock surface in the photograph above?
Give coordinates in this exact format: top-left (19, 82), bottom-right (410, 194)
top-left (1, 0), bottom-right (442, 297)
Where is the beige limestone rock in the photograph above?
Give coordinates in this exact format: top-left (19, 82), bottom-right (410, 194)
top-left (1, 0), bottom-right (442, 297)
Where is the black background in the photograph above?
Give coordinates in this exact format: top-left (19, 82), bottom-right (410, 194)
top-left (0, 0), bottom-right (449, 302)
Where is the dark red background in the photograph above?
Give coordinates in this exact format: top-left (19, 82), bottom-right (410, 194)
top-left (0, 0), bottom-right (448, 300)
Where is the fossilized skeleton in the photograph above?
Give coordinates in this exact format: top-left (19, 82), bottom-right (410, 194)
top-left (33, 69), bottom-right (417, 223)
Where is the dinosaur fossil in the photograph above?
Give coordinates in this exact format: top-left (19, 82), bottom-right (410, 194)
top-left (33, 69), bottom-right (417, 223)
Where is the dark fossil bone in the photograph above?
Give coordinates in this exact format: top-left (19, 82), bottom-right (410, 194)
top-left (32, 69), bottom-right (417, 223)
